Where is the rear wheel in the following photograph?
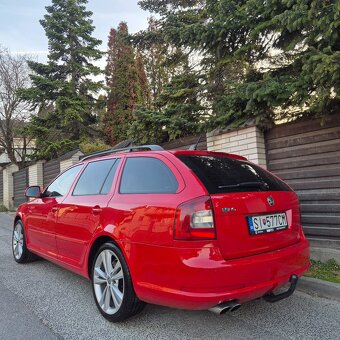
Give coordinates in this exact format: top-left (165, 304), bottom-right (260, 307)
top-left (12, 220), bottom-right (37, 263)
top-left (91, 242), bottom-right (145, 322)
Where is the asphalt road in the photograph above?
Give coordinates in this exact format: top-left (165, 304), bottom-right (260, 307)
top-left (0, 212), bottom-right (339, 340)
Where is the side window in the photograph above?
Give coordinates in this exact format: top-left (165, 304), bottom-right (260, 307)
top-left (43, 165), bottom-right (82, 198)
top-left (120, 157), bottom-right (178, 194)
top-left (73, 158), bottom-right (120, 196)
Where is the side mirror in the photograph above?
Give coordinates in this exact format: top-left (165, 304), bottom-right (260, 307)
top-left (25, 186), bottom-right (42, 198)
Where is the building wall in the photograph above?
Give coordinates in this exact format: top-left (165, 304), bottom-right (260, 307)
top-left (0, 138), bottom-right (36, 164)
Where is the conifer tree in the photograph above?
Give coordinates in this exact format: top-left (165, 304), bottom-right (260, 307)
top-left (104, 22), bottom-right (149, 144)
top-left (135, 52), bottom-right (151, 107)
top-left (20, 0), bottom-right (103, 159)
top-left (133, 17), bottom-right (173, 105)
top-left (129, 15), bottom-right (206, 144)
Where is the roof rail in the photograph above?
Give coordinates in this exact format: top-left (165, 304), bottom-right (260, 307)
top-left (80, 145), bottom-right (164, 162)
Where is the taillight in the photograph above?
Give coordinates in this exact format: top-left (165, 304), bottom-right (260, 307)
top-left (174, 196), bottom-right (216, 240)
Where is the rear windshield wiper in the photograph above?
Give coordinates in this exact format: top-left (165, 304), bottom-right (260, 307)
top-left (217, 182), bottom-right (270, 189)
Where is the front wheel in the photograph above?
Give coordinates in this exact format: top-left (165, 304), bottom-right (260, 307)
top-left (12, 220), bottom-right (37, 263)
top-left (91, 242), bottom-right (145, 322)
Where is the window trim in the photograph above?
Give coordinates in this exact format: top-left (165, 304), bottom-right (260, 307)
top-left (118, 156), bottom-right (180, 195)
top-left (41, 164), bottom-right (84, 198)
top-left (71, 158), bottom-right (121, 197)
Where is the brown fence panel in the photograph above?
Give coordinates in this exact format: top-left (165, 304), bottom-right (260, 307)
top-left (161, 135), bottom-right (207, 150)
top-left (265, 116), bottom-right (340, 241)
top-left (43, 158), bottom-right (61, 188)
top-left (13, 167), bottom-right (29, 207)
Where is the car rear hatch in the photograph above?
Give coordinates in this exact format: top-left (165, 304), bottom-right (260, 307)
top-left (177, 154), bottom-right (301, 260)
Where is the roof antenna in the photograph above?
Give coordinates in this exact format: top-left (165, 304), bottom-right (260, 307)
top-left (189, 134), bottom-right (203, 150)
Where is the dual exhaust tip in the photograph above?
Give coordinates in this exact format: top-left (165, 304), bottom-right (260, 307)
top-left (208, 300), bottom-right (241, 315)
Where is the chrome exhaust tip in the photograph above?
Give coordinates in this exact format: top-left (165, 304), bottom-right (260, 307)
top-left (208, 304), bottom-right (231, 315)
top-left (208, 301), bottom-right (241, 315)
top-left (230, 303), bottom-right (241, 312)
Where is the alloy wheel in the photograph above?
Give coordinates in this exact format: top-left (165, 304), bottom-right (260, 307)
top-left (93, 249), bottom-right (124, 315)
top-left (13, 223), bottom-right (24, 260)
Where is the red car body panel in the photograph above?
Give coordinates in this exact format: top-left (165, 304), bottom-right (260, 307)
top-left (211, 191), bottom-right (302, 259)
top-left (16, 150), bottom-right (310, 310)
top-left (124, 239), bottom-right (309, 309)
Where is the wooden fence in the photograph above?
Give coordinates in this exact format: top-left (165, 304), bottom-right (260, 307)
top-left (161, 134), bottom-right (207, 150)
top-left (265, 116), bottom-right (340, 241)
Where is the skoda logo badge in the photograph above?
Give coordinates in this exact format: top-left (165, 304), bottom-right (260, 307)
top-left (267, 196), bottom-right (274, 206)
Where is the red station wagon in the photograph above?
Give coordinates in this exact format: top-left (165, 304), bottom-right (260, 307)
top-left (12, 145), bottom-right (310, 321)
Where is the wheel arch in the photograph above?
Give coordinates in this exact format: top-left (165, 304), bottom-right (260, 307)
top-left (14, 215), bottom-right (21, 225)
top-left (13, 213), bottom-right (25, 234)
top-left (14, 212), bottom-right (25, 228)
top-left (87, 235), bottom-right (120, 279)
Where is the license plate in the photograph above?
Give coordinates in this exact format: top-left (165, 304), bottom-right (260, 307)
top-left (247, 212), bottom-right (288, 235)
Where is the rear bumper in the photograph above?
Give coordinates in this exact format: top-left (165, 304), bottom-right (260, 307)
top-left (129, 239), bottom-right (310, 310)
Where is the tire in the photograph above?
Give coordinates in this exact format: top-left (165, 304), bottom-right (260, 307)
top-left (12, 220), bottom-right (37, 263)
top-left (91, 242), bottom-right (145, 322)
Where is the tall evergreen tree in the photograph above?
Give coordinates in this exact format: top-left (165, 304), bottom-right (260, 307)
top-left (20, 0), bottom-right (103, 159)
top-left (104, 22), bottom-right (149, 144)
top-left (133, 17), bottom-right (173, 105)
top-left (135, 52), bottom-right (151, 107)
top-left (128, 66), bottom-right (206, 144)
top-left (129, 15), bottom-right (206, 144)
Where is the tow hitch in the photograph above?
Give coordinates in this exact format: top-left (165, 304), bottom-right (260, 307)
top-left (263, 274), bottom-right (299, 303)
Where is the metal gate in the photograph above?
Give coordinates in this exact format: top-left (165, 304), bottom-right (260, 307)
top-left (13, 167), bottom-right (29, 207)
top-left (43, 158), bottom-right (61, 188)
top-left (265, 116), bottom-right (340, 241)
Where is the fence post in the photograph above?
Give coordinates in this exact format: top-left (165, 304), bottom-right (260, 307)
top-left (60, 150), bottom-right (84, 172)
top-left (3, 164), bottom-right (19, 210)
top-left (206, 125), bottom-right (267, 168)
top-left (0, 168), bottom-right (3, 206)
top-left (28, 160), bottom-right (44, 188)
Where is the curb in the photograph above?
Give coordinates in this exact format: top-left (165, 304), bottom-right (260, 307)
top-left (310, 246), bottom-right (340, 263)
top-left (297, 276), bottom-right (340, 302)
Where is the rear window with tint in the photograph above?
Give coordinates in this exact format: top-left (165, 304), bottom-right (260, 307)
top-left (177, 155), bottom-right (291, 194)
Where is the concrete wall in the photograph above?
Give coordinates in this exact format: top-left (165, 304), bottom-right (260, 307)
top-left (207, 125), bottom-right (267, 168)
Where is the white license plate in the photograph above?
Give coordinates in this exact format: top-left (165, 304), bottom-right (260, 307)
top-left (247, 213), bottom-right (288, 235)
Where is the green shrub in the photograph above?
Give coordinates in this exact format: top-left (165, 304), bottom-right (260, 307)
top-left (79, 139), bottom-right (110, 155)
top-left (0, 204), bottom-right (9, 212)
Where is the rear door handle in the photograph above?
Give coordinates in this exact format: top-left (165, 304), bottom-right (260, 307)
top-left (51, 207), bottom-right (58, 213)
top-left (92, 206), bottom-right (102, 215)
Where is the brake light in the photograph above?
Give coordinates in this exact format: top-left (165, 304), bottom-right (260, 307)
top-left (174, 196), bottom-right (216, 240)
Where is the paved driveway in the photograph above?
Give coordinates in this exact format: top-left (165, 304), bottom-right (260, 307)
top-left (0, 213), bottom-right (339, 340)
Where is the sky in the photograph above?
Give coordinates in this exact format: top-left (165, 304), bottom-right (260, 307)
top-left (0, 0), bottom-right (150, 59)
